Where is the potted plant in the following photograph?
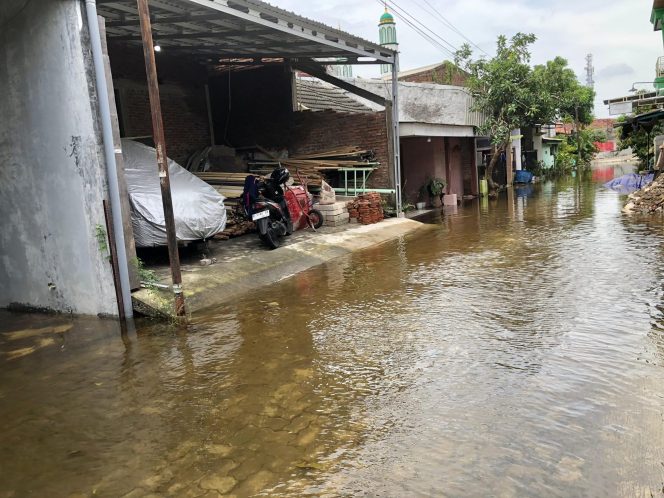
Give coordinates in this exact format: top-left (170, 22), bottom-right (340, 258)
top-left (416, 183), bottom-right (428, 210)
top-left (426, 177), bottom-right (446, 206)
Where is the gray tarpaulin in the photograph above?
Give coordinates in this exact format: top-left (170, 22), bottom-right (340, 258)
top-left (122, 140), bottom-right (227, 247)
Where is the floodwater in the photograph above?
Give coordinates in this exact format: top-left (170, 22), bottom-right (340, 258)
top-left (2, 176), bottom-right (664, 497)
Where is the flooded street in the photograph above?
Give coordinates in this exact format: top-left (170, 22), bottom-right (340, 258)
top-left (2, 177), bottom-right (664, 497)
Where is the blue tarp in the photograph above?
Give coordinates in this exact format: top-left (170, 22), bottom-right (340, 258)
top-left (603, 173), bottom-right (654, 194)
top-left (514, 170), bottom-right (534, 183)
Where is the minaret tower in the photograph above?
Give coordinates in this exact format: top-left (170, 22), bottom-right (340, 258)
top-left (379, 5), bottom-right (397, 76)
top-left (331, 23), bottom-right (353, 78)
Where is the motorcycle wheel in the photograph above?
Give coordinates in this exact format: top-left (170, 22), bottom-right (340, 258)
top-left (309, 209), bottom-right (324, 229)
top-left (259, 222), bottom-right (282, 249)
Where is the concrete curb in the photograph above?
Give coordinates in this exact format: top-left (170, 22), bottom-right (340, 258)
top-left (132, 218), bottom-right (427, 318)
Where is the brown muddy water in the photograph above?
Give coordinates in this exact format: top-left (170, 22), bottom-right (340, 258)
top-left (1, 178), bottom-right (664, 497)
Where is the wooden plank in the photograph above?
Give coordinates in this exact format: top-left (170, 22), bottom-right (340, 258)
top-left (137, 0), bottom-right (185, 317)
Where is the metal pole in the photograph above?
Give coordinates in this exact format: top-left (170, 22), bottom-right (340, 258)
top-left (204, 84), bottom-right (215, 146)
top-left (575, 105), bottom-right (581, 169)
top-left (84, 0), bottom-right (134, 319)
top-left (137, 0), bottom-right (186, 317)
top-left (391, 53), bottom-right (403, 216)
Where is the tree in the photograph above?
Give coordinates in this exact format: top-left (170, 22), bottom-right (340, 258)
top-left (616, 114), bottom-right (663, 170)
top-left (456, 34), bottom-right (595, 194)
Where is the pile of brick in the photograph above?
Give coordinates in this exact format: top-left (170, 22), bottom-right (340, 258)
top-left (625, 176), bottom-right (664, 214)
top-left (347, 192), bottom-right (384, 224)
top-left (316, 201), bottom-right (350, 227)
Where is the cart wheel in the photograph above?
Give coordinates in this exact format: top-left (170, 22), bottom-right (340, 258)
top-left (309, 209), bottom-right (324, 229)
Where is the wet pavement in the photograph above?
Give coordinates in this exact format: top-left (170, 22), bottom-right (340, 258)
top-left (1, 176), bottom-right (664, 497)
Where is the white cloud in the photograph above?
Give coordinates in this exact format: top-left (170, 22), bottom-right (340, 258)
top-left (271, 0), bottom-right (662, 117)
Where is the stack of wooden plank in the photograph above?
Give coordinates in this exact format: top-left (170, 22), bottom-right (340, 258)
top-left (286, 147), bottom-right (378, 170)
top-left (194, 172), bottom-right (250, 184)
top-left (250, 147), bottom-right (379, 187)
top-left (195, 172), bottom-right (259, 200)
top-left (195, 146), bottom-right (379, 193)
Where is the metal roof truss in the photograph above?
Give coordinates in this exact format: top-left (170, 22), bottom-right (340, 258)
top-left (97, 0), bottom-right (395, 65)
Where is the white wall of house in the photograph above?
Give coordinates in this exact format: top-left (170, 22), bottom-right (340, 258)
top-left (0, 0), bottom-right (118, 315)
top-left (533, 134), bottom-right (544, 165)
top-left (348, 79), bottom-right (482, 128)
top-left (512, 129), bottom-right (522, 171)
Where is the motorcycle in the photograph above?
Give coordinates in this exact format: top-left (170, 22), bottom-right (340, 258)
top-left (242, 166), bottom-right (324, 249)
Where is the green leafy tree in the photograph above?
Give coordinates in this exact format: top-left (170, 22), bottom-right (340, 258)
top-left (616, 114), bottom-right (663, 169)
top-left (456, 34), bottom-right (595, 193)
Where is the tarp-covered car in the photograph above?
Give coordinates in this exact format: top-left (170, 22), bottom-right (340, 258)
top-left (122, 139), bottom-right (227, 247)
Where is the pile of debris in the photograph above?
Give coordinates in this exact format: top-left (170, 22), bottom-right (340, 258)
top-left (624, 176), bottom-right (664, 214)
top-left (213, 204), bottom-right (255, 240)
top-left (347, 192), bottom-right (384, 225)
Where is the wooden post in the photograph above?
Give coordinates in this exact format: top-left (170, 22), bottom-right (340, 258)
top-left (506, 144), bottom-right (513, 186)
top-left (444, 137), bottom-right (451, 195)
top-left (137, 0), bottom-right (186, 317)
top-left (103, 200), bottom-right (125, 321)
top-left (470, 138), bottom-right (479, 196)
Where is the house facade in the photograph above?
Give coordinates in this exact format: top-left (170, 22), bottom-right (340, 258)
top-left (0, 0), bottom-right (399, 317)
top-left (349, 78), bottom-right (484, 204)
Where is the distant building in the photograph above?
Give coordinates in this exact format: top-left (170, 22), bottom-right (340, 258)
top-left (589, 118), bottom-right (617, 152)
top-left (397, 61), bottom-right (468, 86)
top-left (330, 60), bottom-right (353, 78)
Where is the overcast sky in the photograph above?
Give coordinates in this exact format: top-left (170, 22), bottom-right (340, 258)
top-left (272, 0), bottom-right (662, 118)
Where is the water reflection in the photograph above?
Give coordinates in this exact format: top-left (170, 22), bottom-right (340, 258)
top-left (1, 178), bottom-right (664, 496)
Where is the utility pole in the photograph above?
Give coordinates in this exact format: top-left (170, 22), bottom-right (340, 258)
top-left (137, 0), bottom-right (186, 317)
top-left (585, 54), bottom-right (595, 89)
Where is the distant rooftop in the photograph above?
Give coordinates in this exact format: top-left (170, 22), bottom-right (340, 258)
top-left (295, 78), bottom-right (375, 114)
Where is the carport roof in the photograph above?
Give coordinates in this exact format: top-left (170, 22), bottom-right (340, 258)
top-left (97, 0), bottom-right (395, 64)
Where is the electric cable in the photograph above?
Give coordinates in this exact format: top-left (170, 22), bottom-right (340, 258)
top-left (414, 0), bottom-right (489, 55)
top-left (375, 0), bottom-right (456, 58)
top-left (381, 0), bottom-right (458, 55)
top-left (385, 0), bottom-right (458, 54)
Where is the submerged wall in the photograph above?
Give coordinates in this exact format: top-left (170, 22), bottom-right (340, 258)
top-left (0, 0), bottom-right (118, 315)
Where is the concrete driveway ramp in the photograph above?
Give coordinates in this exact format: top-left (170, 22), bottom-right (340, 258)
top-left (132, 218), bottom-right (425, 318)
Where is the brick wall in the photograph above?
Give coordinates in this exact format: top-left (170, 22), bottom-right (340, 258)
top-left (400, 62), bottom-right (468, 86)
top-left (288, 110), bottom-right (391, 189)
top-left (109, 49), bottom-right (211, 165)
top-left (108, 49), bottom-right (391, 186)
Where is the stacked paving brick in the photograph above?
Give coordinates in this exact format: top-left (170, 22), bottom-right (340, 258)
top-left (347, 192), bottom-right (384, 225)
top-left (316, 201), bottom-right (350, 227)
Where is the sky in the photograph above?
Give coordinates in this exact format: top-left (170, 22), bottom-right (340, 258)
top-left (271, 0), bottom-right (662, 118)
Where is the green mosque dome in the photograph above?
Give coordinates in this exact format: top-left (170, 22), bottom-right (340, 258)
top-left (379, 9), bottom-right (394, 25)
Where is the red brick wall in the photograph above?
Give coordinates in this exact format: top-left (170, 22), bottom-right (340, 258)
top-left (116, 82), bottom-right (210, 165)
top-left (288, 110), bottom-right (391, 189)
top-left (400, 62), bottom-right (468, 86)
top-left (108, 48), bottom-right (390, 186)
top-left (109, 49), bottom-right (211, 165)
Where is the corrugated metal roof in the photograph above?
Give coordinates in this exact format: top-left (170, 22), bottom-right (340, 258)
top-left (97, 0), bottom-right (395, 64)
top-left (295, 79), bottom-right (374, 114)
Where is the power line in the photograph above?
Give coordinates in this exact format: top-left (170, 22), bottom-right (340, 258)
top-left (384, 0), bottom-right (458, 53)
top-left (414, 0), bottom-right (489, 56)
top-left (376, 0), bottom-right (457, 58)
